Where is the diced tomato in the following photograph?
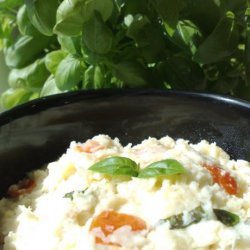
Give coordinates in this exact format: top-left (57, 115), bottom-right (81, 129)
top-left (75, 140), bottom-right (103, 153)
top-left (8, 178), bottom-right (36, 198)
top-left (90, 210), bottom-right (147, 246)
top-left (203, 164), bottom-right (237, 195)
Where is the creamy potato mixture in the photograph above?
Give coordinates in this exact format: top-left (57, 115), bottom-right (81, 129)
top-left (1, 135), bottom-right (250, 250)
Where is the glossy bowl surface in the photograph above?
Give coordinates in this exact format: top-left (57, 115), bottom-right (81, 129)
top-left (0, 89), bottom-right (250, 196)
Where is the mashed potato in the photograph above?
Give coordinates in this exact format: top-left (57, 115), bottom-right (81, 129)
top-left (1, 135), bottom-right (250, 250)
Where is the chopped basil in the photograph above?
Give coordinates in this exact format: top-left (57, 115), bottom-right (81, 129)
top-left (158, 207), bottom-right (240, 229)
top-left (213, 209), bottom-right (240, 226)
top-left (138, 159), bottom-right (186, 178)
top-left (63, 189), bottom-right (88, 200)
top-left (158, 206), bottom-right (205, 229)
top-left (89, 156), bottom-right (139, 177)
top-left (63, 191), bottom-right (74, 199)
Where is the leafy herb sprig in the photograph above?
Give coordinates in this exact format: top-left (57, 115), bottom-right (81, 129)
top-left (89, 156), bottom-right (139, 177)
top-left (138, 159), bottom-right (186, 178)
top-left (89, 156), bottom-right (186, 178)
top-left (1, 0), bottom-right (250, 109)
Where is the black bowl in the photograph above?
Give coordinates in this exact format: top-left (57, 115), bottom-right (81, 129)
top-left (0, 89), bottom-right (250, 196)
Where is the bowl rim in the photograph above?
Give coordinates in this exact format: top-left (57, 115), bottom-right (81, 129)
top-left (0, 88), bottom-right (250, 126)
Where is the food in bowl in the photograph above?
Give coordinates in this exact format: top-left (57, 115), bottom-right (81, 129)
top-left (0, 135), bottom-right (250, 250)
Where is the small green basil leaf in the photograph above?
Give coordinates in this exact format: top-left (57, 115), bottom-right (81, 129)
top-left (17, 5), bottom-right (39, 36)
top-left (25, 0), bottom-right (59, 36)
top-left (158, 206), bottom-right (205, 229)
top-left (4, 34), bottom-right (53, 68)
top-left (82, 11), bottom-right (113, 54)
top-left (58, 35), bottom-right (82, 56)
top-left (89, 156), bottom-right (139, 177)
top-left (55, 55), bottom-right (83, 91)
top-left (54, 0), bottom-right (83, 36)
top-left (213, 209), bottom-right (240, 226)
top-left (45, 50), bottom-right (68, 75)
top-left (82, 0), bottom-right (114, 22)
top-left (154, 0), bottom-right (186, 36)
top-left (193, 11), bottom-right (239, 64)
top-left (0, 88), bottom-right (33, 109)
top-left (83, 65), bottom-right (105, 89)
top-left (138, 159), bottom-right (186, 178)
top-left (113, 61), bottom-right (148, 87)
top-left (8, 58), bottom-right (50, 89)
top-left (40, 76), bottom-right (62, 97)
top-left (126, 14), bottom-right (150, 47)
top-left (171, 20), bottom-right (202, 54)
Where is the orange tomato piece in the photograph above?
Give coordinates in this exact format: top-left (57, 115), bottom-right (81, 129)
top-left (203, 164), bottom-right (237, 195)
top-left (8, 178), bottom-right (36, 198)
top-left (90, 210), bottom-right (147, 245)
top-left (75, 140), bottom-right (103, 153)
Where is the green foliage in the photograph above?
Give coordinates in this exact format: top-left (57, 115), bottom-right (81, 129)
top-left (55, 55), bottom-right (84, 90)
top-left (213, 209), bottom-right (240, 226)
top-left (82, 11), bottom-right (113, 54)
top-left (158, 207), bottom-right (240, 229)
top-left (89, 156), bottom-right (139, 177)
top-left (58, 35), bottom-right (82, 56)
top-left (138, 159), bottom-right (186, 178)
top-left (0, 0), bottom-right (250, 109)
top-left (4, 34), bottom-right (54, 68)
top-left (40, 76), bottom-right (62, 97)
top-left (83, 65), bottom-right (105, 89)
top-left (0, 88), bottom-right (33, 109)
top-left (194, 12), bottom-right (239, 64)
top-left (158, 206), bottom-right (205, 229)
top-left (17, 5), bottom-right (39, 36)
top-left (54, 0), bottom-right (84, 36)
top-left (45, 50), bottom-right (68, 75)
top-left (8, 58), bottom-right (50, 89)
top-left (25, 0), bottom-right (59, 36)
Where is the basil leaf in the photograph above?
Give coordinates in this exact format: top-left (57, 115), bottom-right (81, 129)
top-left (40, 76), bottom-right (62, 97)
top-left (193, 11), bottom-right (239, 64)
top-left (82, 11), bottom-right (113, 54)
top-left (83, 65), bottom-right (105, 89)
top-left (82, 0), bottom-right (114, 22)
top-left (17, 5), bottom-right (39, 36)
top-left (4, 34), bottom-right (53, 68)
top-left (25, 0), bottom-right (59, 36)
top-left (55, 55), bottom-right (83, 90)
top-left (89, 156), bottom-right (139, 177)
top-left (154, 0), bottom-right (186, 36)
top-left (138, 159), bottom-right (186, 178)
top-left (113, 61), bottom-right (148, 87)
top-left (58, 35), bottom-right (82, 56)
top-left (54, 0), bottom-right (83, 36)
top-left (213, 209), bottom-right (240, 227)
top-left (9, 58), bottom-right (50, 89)
top-left (158, 206), bottom-right (205, 229)
top-left (0, 88), bottom-right (33, 109)
top-left (45, 50), bottom-right (68, 75)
